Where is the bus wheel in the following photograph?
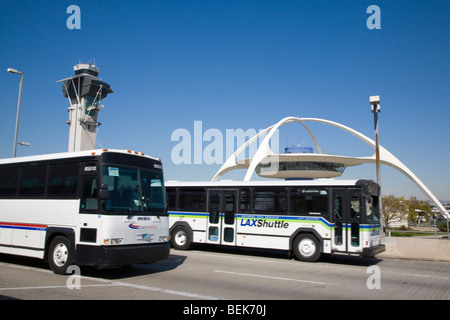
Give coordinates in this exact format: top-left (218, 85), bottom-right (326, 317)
top-left (293, 234), bottom-right (321, 262)
top-left (171, 226), bottom-right (192, 250)
top-left (48, 236), bottom-right (72, 275)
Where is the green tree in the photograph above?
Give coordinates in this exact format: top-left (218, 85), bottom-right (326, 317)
top-left (407, 196), bottom-right (431, 226)
top-left (382, 195), bottom-right (408, 230)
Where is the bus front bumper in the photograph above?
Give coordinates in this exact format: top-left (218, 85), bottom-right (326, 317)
top-left (363, 244), bottom-right (386, 257)
top-left (75, 242), bottom-right (171, 268)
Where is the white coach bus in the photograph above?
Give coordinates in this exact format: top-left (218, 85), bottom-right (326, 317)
top-left (0, 149), bottom-right (170, 274)
top-left (166, 180), bottom-right (385, 261)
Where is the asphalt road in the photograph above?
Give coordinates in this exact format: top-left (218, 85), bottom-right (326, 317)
top-left (0, 246), bottom-right (448, 303)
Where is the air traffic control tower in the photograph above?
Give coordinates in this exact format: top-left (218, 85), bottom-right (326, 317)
top-left (57, 63), bottom-right (113, 152)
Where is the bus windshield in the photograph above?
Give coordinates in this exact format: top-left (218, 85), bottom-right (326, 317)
top-left (102, 165), bottom-right (166, 215)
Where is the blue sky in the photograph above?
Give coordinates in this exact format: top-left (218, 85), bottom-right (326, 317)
top-left (0, 0), bottom-right (449, 200)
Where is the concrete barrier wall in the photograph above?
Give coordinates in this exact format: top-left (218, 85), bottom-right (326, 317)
top-left (378, 237), bottom-right (450, 262)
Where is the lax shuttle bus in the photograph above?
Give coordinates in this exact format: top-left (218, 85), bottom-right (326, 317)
top-left (166, 179), bottom-right (385, 261)
top-left (0, 149), bottom-right (170, 274)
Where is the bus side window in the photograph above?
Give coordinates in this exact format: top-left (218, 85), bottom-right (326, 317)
top-left (350, 196), bottom-right (361, 219)
top-left (290, 188), bottom-right (327, 216)
top-left (166, 189), bottom-right (177, 211)
top-left (80, 177), bottom-right (98, 211)
top-left (0, 167), bottom-right (19, 197)
top-left (209, 192), bottom-right (220, 224)
top-left (365, 196), bottom-right (379, 223)
top-left (179, 188), bottom-right (206, 212)
top-left (254, 188), bottom-right (287, 214)
top-left (47, 162), bottom-right (78, 198)
top-left (333, 195), bottom-right (343, 246)
top-left (19, 165), bottom-right (47, 197)
top-left (239, 188), bottom-right (251, 212)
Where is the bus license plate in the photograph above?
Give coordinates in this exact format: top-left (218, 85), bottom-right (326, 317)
top-left (138, 233), bottom-right (153, 241)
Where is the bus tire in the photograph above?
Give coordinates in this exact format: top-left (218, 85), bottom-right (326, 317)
top-left (293, 234), bottom-right (321, 262)
top-left (171, 226), bottom-right (192, 250)
top-left (48, 236), bottom-right (73, 275)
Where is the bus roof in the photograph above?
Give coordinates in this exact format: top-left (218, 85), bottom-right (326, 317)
top-left (165, 179), bottom-right (375, 188)
top-left (0, 149), bottom-right (160, 165)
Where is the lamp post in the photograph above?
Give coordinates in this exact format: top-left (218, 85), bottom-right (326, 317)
top-left (370, 95), bottom-right (383, 233)
top-left (370, 96), bottom-right (381, 185)
top-left (7, 68), bottom-right (29, 157)
top-left (446, 212), bottom-right (450, 240)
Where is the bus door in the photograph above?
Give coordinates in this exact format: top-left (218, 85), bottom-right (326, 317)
top-left (332, 189), bottom-right (362, 253)
top-left (78, 162), bottom-right (102, 244)
top-left (207, 190), bottom-right (238, 246)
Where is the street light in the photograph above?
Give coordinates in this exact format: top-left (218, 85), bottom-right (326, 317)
top-left (7, 67), bottom-right (29, 157)
top-left (370, 95), bottom-right (383, 233)
top-left (370, 95), bottom-right (381, 185)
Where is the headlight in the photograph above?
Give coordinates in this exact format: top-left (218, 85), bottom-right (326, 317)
top-left (159, 236), bottom-right (170, 242)
top-left (104, 238), bottom-right (123, 245)
top-left (111, 238), bottom-right (123, 244)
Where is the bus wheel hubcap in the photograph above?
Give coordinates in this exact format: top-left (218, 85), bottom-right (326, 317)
top-left (299, 239), bottom-right (315, 257)
top-left (53, 243), bottom-right (68, 267)
top-left (176, 232), bottom-right (186, 245)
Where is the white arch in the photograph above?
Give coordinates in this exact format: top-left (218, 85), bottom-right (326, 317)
top-left (211, 117), bottom-right (322, 181)
top-left (212, 116), bottom-right (448, 218)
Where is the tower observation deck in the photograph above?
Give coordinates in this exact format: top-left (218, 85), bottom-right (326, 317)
top-left (257, 145), bottom-right (347, 179)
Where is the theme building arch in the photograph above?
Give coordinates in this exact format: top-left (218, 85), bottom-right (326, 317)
top-left (212, 117), bottom-right (448, 218)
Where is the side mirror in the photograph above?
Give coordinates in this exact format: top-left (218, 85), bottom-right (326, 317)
top-left (99, 184), bottom-right (109, 200)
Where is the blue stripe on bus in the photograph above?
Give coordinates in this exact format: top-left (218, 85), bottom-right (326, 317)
top-left (168, 212), bottom-right (380, 230)
top-left (0, 222), bottom-right (47, 232)
top-left (169, 212), bottom-right (334, 228)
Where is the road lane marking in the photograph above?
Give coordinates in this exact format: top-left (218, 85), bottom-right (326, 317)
top-left (214, 270), bottom-right (338, 286)
top-left (0, 262), bottom-right (224, 300)
top-left (404, 273), bottom-right (450, 281)
top-left (0, 284), bottom-right (117, 291)
top-left (0, 282), bottom-right (223, 300)
top-left (112, 281), bottom-right (224, 300)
